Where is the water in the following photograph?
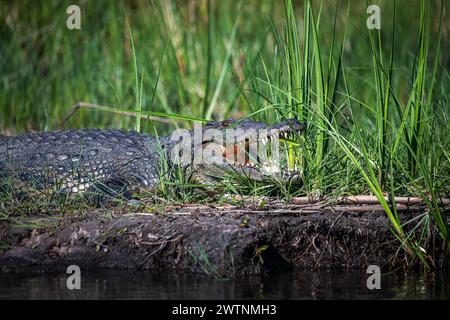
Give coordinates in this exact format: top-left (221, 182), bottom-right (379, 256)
top-left (0, 270), bottom-right (449, 300)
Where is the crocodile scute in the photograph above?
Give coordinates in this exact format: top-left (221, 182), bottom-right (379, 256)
top-left (0, 129), bottom-right (161, 195)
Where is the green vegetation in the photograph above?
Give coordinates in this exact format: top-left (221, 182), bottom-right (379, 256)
top-left (0, 0), bottom-right (449, 267)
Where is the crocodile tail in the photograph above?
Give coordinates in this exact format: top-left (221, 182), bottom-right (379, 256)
top-left (0, 135), bottom-right (6, 158)
top-left (0, 135), bottom-right (8, 177)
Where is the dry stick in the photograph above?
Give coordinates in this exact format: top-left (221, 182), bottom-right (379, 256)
top-left (291, 195), bottom-right (450, 206)
top-left (59, 102), bottom-right (171, 129)
top-left (229, 194), bottom-right (449, 207)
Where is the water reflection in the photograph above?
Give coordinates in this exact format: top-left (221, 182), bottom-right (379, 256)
top-left (0, 270), bottom-right (448, 300)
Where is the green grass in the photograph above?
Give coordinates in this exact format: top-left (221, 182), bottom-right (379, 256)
top-left (0, 0), bottom-right (449, 267)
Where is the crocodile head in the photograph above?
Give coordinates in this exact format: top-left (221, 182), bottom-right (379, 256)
top-left (164, 118), bottom-right (305, 184)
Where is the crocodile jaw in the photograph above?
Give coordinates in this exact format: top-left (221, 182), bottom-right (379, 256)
top-left (191, 121), bottom-right (304, 182)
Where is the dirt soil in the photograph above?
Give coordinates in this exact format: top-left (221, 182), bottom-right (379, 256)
top-left (0, 200), bottom-right (447, 275)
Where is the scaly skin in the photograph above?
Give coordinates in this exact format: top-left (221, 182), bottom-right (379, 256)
top-left (0, 129), bottom-right (161, 195)
top-left (0, 119), bottom-right (304, 198)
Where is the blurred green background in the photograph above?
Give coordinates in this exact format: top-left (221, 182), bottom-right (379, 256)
top-left (1, 0), bottom-right (447, 134)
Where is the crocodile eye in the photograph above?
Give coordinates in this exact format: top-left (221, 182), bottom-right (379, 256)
top-left (221, 119), bottom-right (234, 127)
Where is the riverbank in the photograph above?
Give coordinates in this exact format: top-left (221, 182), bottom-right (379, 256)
top-left (1, 199), bottom-right (448, 275)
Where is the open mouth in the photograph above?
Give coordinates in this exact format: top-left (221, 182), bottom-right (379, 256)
top-left (197, 118), bottom-right (305, 179)
top-left (220, 124), bottom-right (304, 173)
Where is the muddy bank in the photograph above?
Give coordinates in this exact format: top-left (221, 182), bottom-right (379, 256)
top-left (0, 202), bottom-right (448, 275)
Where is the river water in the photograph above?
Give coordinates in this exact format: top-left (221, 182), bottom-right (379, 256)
top-left (0, 269), bottom-right (449, 300)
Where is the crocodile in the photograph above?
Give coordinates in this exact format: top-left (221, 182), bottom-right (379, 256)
top-left (0, 118), bottom-right (304, 202)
